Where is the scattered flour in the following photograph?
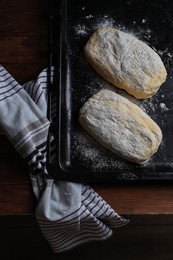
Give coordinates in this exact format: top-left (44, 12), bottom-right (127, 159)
top-left (157, 48), bottom-right (173, 58)
top-left (70, 13), bottom-right (171, 173)
top-left (85, 15), bottom-right (94, 19)
top-left (72, 130), bottom-right (131, 172)
top-left (160, 102), bottom-right (169, 111)
top-left (74, 15), bottom-right (127, 37)
top-left (94, 15), bottom-right (116, 28)
top-left (75, 24), bottom-right (88, 36)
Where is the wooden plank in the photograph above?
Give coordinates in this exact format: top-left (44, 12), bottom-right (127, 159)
top-left (0, 184), bottom-right (35, 215)
top-left (0, 36), bottom-right (48, 63)
top-left (0, 154), bottom-right (29, 184)
top-left (0, 216), bottom-right (172, 260)
top-left (0, 0), bottom-right (172, 221)
top-left (0, 135), bottom-right (16, 153)
top-left (0, 11), bottom-right (48, 37)
top-left (0, 0), bottom-right (48, 217)
top-left (0, 63), bottom-right (48, 84)
top-left (0, 0), bottom-right (49, 11)
top-left (92, 183), bottom-right (173, 215)
top-left (1, 151), bottom-right (173, 215)
top-left (97, 222), bottom-right (173, 260)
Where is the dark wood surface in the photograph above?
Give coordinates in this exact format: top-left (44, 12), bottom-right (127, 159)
top-left (0, 0), bottom-right (48, 216)
top-left (0, 0), bottom-right (173, 217)
top-left (0, 1), bottom-right (173, 259)
top-left (0, 215), bottom-right (173, 260)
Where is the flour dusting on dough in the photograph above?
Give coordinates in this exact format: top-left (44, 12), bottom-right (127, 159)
top-left (71, 14), bottom-right (170, 169)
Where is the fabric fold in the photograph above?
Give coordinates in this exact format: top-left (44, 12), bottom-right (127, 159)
top-left (0, 65), bottom-right (129, 253)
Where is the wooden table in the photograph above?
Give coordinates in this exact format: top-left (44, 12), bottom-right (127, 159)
top-left (2, 150), bottom-right (173, 215)
top-left (1, 1), bottom-right (173, 259)
top-left (0, 0), bottom-right (173, 217)
top-left (0, 0), bottom-right (48, 216)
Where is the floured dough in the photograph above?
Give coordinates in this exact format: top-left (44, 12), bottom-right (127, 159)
top-left (84, 27), bottom-right (167, 99)
top-left (79, 89), bottom-right (162, 164)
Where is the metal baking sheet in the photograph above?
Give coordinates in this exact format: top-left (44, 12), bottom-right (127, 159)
top-left (54, 0), bottom-right (173, 182)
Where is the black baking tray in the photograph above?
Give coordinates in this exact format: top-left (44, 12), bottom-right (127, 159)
top-left (50, 0), bottom-right (173, 182)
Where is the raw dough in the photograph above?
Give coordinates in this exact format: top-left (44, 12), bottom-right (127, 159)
top-left (79, 89), bottom-right (162, 164)
top-left (84, 27), bottom-right (167, 99)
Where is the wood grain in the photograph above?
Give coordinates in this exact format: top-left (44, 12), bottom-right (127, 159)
top-left (1, 151), bottom-right (173, 215)
top-left (0, 184), bottom-right (35, 215)
top-left (0, 11), bottom-right (48, 36)
top-left (0, 0), bottom-right (173, 220)
top-left (0, 135), bottom-right (16, 153)
top-left (0, 0), bottom-right (48, 11)
top-left (0, 154), bottom-right (34, 215)
top-left (0, 0), bottom-right (173, 259)
top-left (0, 0), bottom-right (48, 216)
top-left (0, 215), bottom-right (173, 260)
top-left (0, 154), bottom-right (29, 183)
top-left (92, 183), bottom-right (173, 215)
top-left (0, 63), bottom-right (48, 83)
top-left (0, 36), bottom-right (48, 63)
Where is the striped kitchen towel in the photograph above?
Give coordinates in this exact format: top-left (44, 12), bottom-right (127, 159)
top-left (0, 65), bottom-right (128, 253)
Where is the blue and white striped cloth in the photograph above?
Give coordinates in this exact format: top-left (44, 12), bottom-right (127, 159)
top-left (0, 65), bottom-right (128, 253)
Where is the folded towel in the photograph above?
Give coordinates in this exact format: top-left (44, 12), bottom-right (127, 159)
top-left (0, 65), bottom-right (128, 253)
